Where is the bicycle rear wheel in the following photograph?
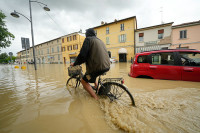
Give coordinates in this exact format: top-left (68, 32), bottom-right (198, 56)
top-left (100, 82), bottom-right (135, 107)
top-left (66, 77), bottom-right (80, 88)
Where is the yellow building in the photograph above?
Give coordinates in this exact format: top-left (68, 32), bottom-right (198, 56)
top-left (93, 16), bottom-right (137, 62)
top-left (61, 32), bottom-right (85, 63)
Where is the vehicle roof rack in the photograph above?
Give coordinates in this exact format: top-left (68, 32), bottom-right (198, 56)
top-left (141, 49), bottom-right (198, 53)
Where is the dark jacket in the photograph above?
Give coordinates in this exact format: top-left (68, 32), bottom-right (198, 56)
top-left (74, 28), bottom-right (110, 73)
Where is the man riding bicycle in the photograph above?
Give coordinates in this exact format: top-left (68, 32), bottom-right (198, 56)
top-left (71, 28), bottom-right (110, 100)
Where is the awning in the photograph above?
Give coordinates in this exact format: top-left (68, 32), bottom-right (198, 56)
top-left (118, 48), bottom-right (127, 54)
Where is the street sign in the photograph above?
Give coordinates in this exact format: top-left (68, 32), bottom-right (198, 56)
top-left (21, 37), bottom-right (30, 49)
top-left (9, 52), bottom-right (13, 56)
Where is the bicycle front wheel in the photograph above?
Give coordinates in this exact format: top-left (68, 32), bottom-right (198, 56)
top-left (100, 82), bottom-right (135, 107)
top-left (66, 77), bottom-right (80, 89)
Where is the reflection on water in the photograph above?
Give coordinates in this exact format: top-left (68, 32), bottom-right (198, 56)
top-left (0, 63), bottom-right (200, 133)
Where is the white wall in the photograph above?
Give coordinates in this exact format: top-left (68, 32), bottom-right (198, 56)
top-left (136, 25), bottom-right (172, 47)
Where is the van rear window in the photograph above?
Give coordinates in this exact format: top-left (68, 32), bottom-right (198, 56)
top-left (151, 52), bottom-right (174, 65)
top-left (137, 55), bottom-right (148, 63)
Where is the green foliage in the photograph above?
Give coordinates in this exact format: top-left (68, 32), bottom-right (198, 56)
top-left (0, 11), bottom-right (15, 48)
top-left (0, 52), bottom-right (16, 63)
top-left (0, 52), bottom-right (8, 59)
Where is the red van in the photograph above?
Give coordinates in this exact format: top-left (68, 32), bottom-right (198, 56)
top-left (129, 49), bottom-right (200, 82)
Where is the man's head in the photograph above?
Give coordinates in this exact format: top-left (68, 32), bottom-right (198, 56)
top-left (85, 28), bottom-right (96, 37)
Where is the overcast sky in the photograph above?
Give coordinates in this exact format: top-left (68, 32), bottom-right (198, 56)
top-left (0, 0), bottom-right (199, 55)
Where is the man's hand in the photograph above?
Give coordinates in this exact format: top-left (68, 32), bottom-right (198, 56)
top-left (70, 63), bottom-right (74, 66)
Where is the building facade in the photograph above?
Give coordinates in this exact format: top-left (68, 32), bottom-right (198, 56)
top-left (16, 50), bottom-right (27, 64)
top-left (171, 20), bottom-right (200, 50)
top-left (93, 16), bottom-right (137, 62)
top-left (32, 37), bottom-right (62, 64)
top-left (135, 22), bottom-right (173, 53)
top-left (16, 37), bottom-right (63, 64)
top-left (61, 32), bottom-right (85, 64)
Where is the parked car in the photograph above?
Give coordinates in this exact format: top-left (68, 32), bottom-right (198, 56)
top-left (110, 58), bottom-right (117, 63)
top-left (129, 49), bottom-right (200, 82)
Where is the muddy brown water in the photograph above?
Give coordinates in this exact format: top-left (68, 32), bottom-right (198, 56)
top-left (0, 63), bottom-right (200, 133)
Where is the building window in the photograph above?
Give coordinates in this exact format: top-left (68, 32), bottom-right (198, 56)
top-left (47, 48), bottom-right (49, 54)
top-left (106, 27), bottom-right (109, 34)
top-left (73, 44), bottom-right (78, 50)
top-left (119, 34), bottom-right (126, 43)
top-left (67, 36), bottom-right (72, 42)
top-left (180, 30), bottom-right (187, 39)
top-left (106, 37), bottom-right (110, 45)
top-left (62, 47), bottom-right (65, 52)
top-left (58, 54), bottom-right (60, 60)
top-left (73, 35), bottom-right (77, 40)
top-left (62, 38), bottom-right (64, 43)
top-left (120, 23), bottom-right (124, 31)
top-left (52, 48), bottom-right (54, 53)
top-left (57, 46), bottom-right (59, 52)
top-left (68, 46), bottom-right (72, 51)
top-left (158, 29), bottom-right (164, 39)
top-left (139, 33), bottom-right (144, 42)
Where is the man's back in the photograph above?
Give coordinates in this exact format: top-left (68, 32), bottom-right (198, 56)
top-left (86, 36), bottom-right (110, 73)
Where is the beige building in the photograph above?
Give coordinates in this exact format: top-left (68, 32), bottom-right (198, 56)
top-left (61, 32), bottom-right (85, 64)
top-left (93, 16), bottom-right (137, 62)
top-left (16, 37), bottom-right (63, 64)
top-left (171, 20), bottom-right (200, 50)
top-left (16, 50), bottom-right (28, 64)
top-left (34, 37), bottom-right (62, 64)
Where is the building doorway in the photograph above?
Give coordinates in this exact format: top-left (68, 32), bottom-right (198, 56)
top-left (108, 51), bottom-right (111, 58)
top-left (118, 48), bottom-right (127, 62)
top-left (119, 54), bottom-right (127, 62)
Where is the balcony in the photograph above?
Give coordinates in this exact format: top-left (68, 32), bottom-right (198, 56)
top-left (144, 41), bottom-right (158, 46)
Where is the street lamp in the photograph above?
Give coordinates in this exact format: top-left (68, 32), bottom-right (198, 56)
top-left (11, 0), bottom-right (50, 70)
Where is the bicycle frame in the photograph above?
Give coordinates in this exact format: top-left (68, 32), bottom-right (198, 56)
top-left (67, 69), bottom-right (136, 107)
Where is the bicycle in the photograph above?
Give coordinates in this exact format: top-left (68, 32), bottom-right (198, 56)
top-left (66, 66), bottom-right (136, 107)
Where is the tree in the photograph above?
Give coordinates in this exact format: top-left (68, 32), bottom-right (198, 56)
top-left (0, 53), bottom-right (16, 63)
top-left (0, 52), bottom-right (8, 63)
top-left (0, 11), bottom-right (15, 48)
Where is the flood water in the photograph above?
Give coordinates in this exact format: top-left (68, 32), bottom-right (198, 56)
top-left (0, 63), bottom-right (200, 133)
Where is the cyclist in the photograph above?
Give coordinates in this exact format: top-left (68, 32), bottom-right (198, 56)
top-left (71, 28), bottom-right (110, 100)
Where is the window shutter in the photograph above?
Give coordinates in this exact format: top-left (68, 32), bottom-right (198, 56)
top-left (180, 31), bottom-right (183, 38)
top-left (158, 29), bottom-right (164, 34)
top-left (118, 35), bottom-right (120, 42)
top-left (124, 34), bottom-right (126, 42)
top-left (184, 30), bottom-right (187, 38)
top-left (139, 33), bottom-right (144, 37)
